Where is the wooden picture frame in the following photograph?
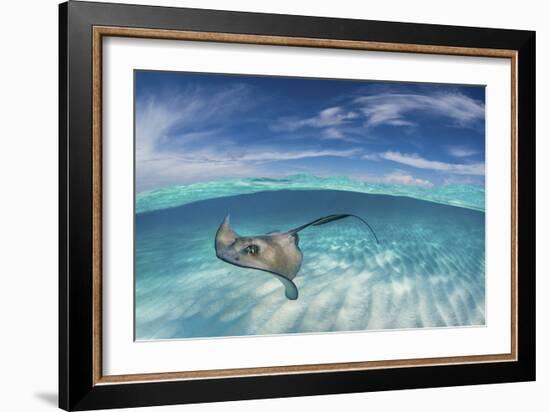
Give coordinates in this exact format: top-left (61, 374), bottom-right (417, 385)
top-left (59, 1), bottom-right (535, 410)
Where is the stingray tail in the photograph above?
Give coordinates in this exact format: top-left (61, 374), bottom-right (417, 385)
top-left (283, 278), bottom-right (299, 300)
top-left (271, 274), bottom-right (298, 300)
top-left (287, 214), bottom-right (379, 244)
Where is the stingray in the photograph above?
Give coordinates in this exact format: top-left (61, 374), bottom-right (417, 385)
top-left (215, 214), bottom-right (379, 300)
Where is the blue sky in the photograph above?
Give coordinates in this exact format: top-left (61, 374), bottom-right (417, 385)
top-left (135, 70), bottom-right (485, 192)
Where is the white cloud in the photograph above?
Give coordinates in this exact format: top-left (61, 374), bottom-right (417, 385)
top-left (362, 153), bottom-right (381, 161)
top-left (183, 148), bottom-right (361, 164)
top-left (135, 85), bottom-right (257, 190)
top-left (322, 127), bottom-right (344, 139)
top-left (273, 106), bottom-right (357, 132)
top-left (442, 176), bottom-right (481, 186)
top-left (242, 148), bottom-right (361, 162)
top-left (316, 106), bottom-right (358, 126)
top-left (137, 147), bottom-right (361, 191)
top-left (381, 171), bottom-right (434, 187)
top-left (356, 170), bottom-right (433, 187)
top-left (355, 92), bottom-right (484, 128)
top-left (447, 145), bottom-right (479, 157)
top-left (380, 151), bottom-right (485, 175)
top-left (137, 157), bottom-right (259, 192)
top-left (136, 84), bottom-right (369, 191)
top-left (136, 84), bottom-right (251, 162)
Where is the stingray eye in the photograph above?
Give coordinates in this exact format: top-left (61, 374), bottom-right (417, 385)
top-left (243, 244), bottom-right (260, 255)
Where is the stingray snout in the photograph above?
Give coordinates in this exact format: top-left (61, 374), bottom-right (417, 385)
top-left (216, 247), bottom-right (240, 262)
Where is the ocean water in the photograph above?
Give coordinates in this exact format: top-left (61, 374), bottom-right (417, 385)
top-left (136, 174), bottom-right (485, 214)
top-left (135, 189), bottom-right (485, 340)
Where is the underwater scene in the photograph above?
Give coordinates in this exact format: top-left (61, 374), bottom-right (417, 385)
top-left (134, 70), bottom-right (486, 340)
top-left (136, 181), bottom-right (485, 340)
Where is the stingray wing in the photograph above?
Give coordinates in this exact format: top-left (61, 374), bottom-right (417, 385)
top-left (259, 233), bottom-right (302, 300)
top-left (263, 233), bottom-right (303, 280)
top-left (215, 214), bottom-right (239, 256)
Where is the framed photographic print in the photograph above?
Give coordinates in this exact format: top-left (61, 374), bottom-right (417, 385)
top-left (59, 1), bottom-right (536, 410)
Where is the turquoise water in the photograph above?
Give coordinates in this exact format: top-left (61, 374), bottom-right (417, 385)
top-left (136, 174), bottom-right (485, 214)
top-left (135, 188), bottom-right (485, 340)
